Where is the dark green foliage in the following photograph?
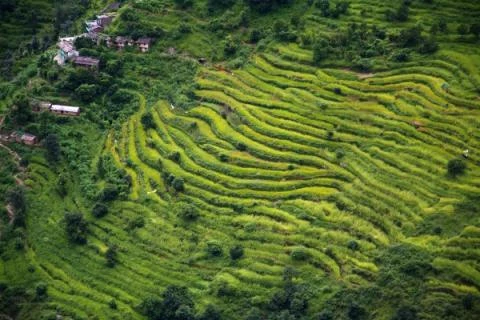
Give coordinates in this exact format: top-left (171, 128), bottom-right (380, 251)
top-left (347, 240), bottom-right (359, 251)
top-left (198, 304), bottom-right (222, 320)
top-left (290, 247), bottom-right (310, 261)
top-left (174, 202), bottom-right (199, 221)
top-left (273, 21), bottom-right (296, 42)
top-left (236, 142), bottom-right (247, 151)
top-left (169, 151), bottom-right (181, 162)
top-left (386, 4), bottom-right (409, 22)
top-left (206, 240), bottom-right (223, 257)
top-left (100, 184), bottom-right (120, 202)
top-left (75, 83), bottom-right (98, 103)
top-left (56, 173), bottom-right (68, 197)
top-left (35, 282), bottom-right (47, 299)
top-left (391, 306), bottom-right (417, 320)
top-left (172, 177), bottom-right (185, 192)
top-left (141, 113), bottom-right (156, 129)
top-left (174, 0), bottom-right (193, 9)
top-left (229, 244), bottom-right (244, 260)
top-left (64, 212), bottom-right (88, 244)
top-left (127, 216), bottom-right (145, 231)
top-left (313, 40), bottom-right (329, 65)
top-left (141, 285), bottom-right (195, 320)
top-left (109, 299), bottom-right (118, 309)
top-left (8, 94), bottom-right (33, 125)
top-left (447, 158), bottom-right (466, 177)
top-left (247, 0), bottom-right (292, 13)
top-left (92, 202), bottom-right (108, 218)
top-left (44, 134), bottom-right (61, 163)
top-left (5, 186), bottom-right (26, 226)
top-left (105, 244), bottom-right (118, 267)
top-left (347, 303), bottom-right (367, 320)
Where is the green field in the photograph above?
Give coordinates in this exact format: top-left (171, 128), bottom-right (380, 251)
top-left (1, 0), bottom-right (480, 319)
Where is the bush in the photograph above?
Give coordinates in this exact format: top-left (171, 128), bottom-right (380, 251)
top-left (174, 202), bottom-right (199, 221)
top-left (207, 240), bottom-right (223, 257)
top-left (347, 240), bottom-right (359, 251)
top-left (447, 158), bottom-right (466, 177)
top-left (92, 202), bottom-right (108, 218)
top-left (64, 212), bottom-right (88, 244)
top-left (35, 282), bottom-right (47, 298)
top-left (172, 177), bottom-right (185, 192)
top-left (236, 142), bottom-right (247, 151)
top-left (141, 113), bottom-right (156, 129)
top-left (229, 245), bottom-right (244, 260)
top-left (105, 245), bottom-right (118, 267)
top-left (290, 247), bottom-right (310, 261)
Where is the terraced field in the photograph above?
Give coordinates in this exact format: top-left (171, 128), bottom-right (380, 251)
top-left (18, 38), bottom-right (480, 318)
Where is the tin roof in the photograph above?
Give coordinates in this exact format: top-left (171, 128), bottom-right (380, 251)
top-left (51, 105), bottom-right (80, 113)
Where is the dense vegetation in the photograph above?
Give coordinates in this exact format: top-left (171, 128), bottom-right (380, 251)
top-left (1, 0), bottom-right (480, 319)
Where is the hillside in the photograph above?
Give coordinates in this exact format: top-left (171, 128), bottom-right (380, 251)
top-left (0, 0), bottom-right (480, 319)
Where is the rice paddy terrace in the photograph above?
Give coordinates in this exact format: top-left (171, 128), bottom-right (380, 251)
top-left (4, 0), bottom-right (480, 319)
top-left (18, 43), bottom-right (480, 318)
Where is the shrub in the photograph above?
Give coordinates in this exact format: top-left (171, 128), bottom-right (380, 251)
top-left (207, 240), bottom-right (223, 257)
top-left (92, 202), bottom-right (108, 218)
top-left (447, 158), bottom-right (466, 177)
top-left (229, 244), bottom-right (244, 260)
top-left (109, 299), bottom-right (117, 310)
top-left (174, 202), bottom-right (199, 221)
top-left (35, 282), bottom-right (47, 298)
top-left (64, 212), bottom-right (88, 244)
top-left (392, 306), bottom-right (418, 320)
top-left (290, 247), bottom-right (310, 261)
top-left (169, 151), bottom-right (181, 162)
top-left (141, 113), bottom-right (156, 129)
top-left (347, 240), bottom-right (359, 251)
top-left (44, 134), bottom-right (61, 163)
top-left (105, 245), bottom-right (118, 268)
top-left (236, 142), bottom-right (247, 151)
top-left (172, 177), bottom-right (185, 192)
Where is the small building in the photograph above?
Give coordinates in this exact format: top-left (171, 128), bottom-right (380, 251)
top-left (105, 36), bottom-right (113, 47)
top-left (9, 132), bottom-right (37, 145)
top-left (136, 37), bottom-right (153, 52)
top-left (73, 56), bottom-right (100, 69)
top-left (97, 14), bottom-right (114, 27)
top-left (115, 36), bottom-right (128, 49)
top-left (56, 39), bottom-right (79, 64)
top-left (21, 133), bottom-right (37, 145)
top-left (51, 105), bottom-right (80, 116)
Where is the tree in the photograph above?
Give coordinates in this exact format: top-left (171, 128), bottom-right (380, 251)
top-left (44, 134), bottom-right (61, 163)
top-left (141, 113), bottom-right (156, 129)
top-left (64, 212), bottom-right (88, 244)
top-left (172, 177), bottom-right (185, 192)
top-left (92, 202), bottom-right (108, 218)
top-left (229, 244), bottom-right (244, 260)
top-left (105, 245), bottom-right (118, 267)
top-left (174, 202), bottom-right (199, 221)
top-left (470, 23), bottom-right (480, 38)
top-left (313, 39), bottom-right (329, 65)
top-left (174, 0), bottom-right (193, 9)
top-left (75, 84), bottom-right (98, 103)
top-left (141, 285), bottom-right (195, 320)
top-left (447, 158), bottom-right (466, 177)
top-left (207, 240), bottom-right (223, 257)
top-left (316, 0), bottom-right (330, 17)
top-left (392, 306), bottom-right (417, 320)
top-left (9, 94), bottom-right (33, 125)
top-left (198, 304), bottom-right (222, 320)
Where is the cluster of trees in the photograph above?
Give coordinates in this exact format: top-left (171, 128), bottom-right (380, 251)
top-left (141, 285), bottom-right (222, 320)
top-left (311, 22), bottom-right (440, 70)
top-left (64, 212), bottom-right (88, 244)
top-left (161, 171), bottom-right (186, 193)
top-left (315, 0), bottom-right (350, 18)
